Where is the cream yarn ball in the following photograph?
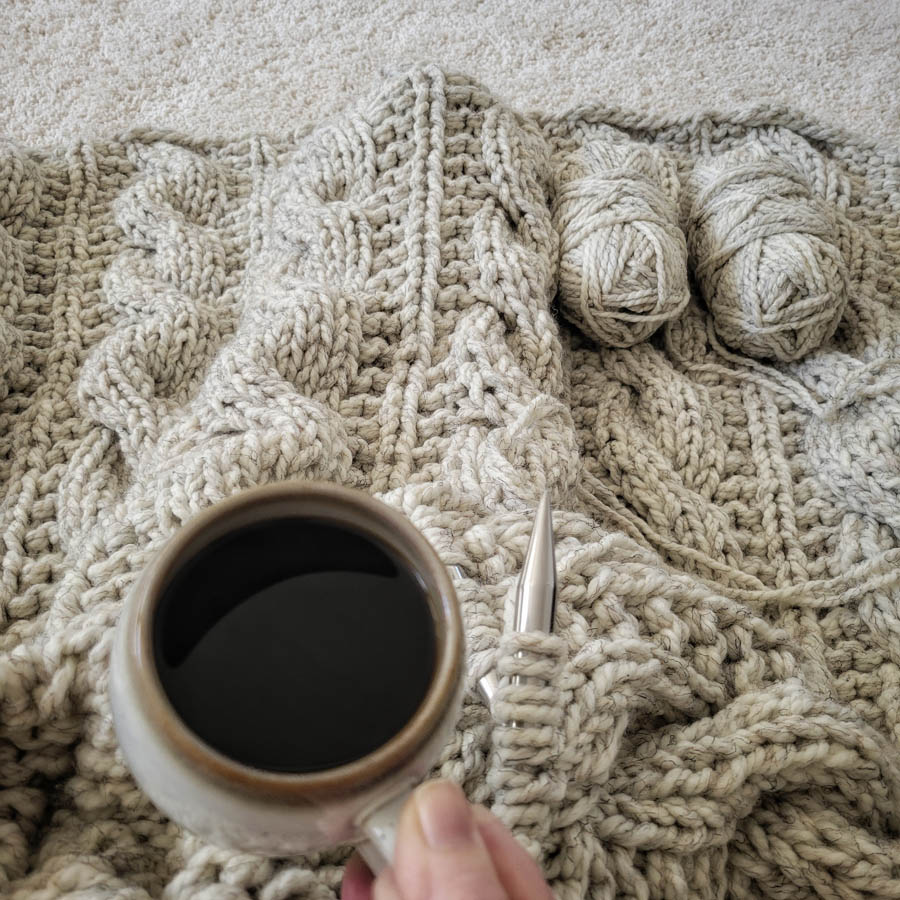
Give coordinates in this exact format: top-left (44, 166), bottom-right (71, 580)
top-left (685, 146), bottom-right (848, 362)
top-left (552, 141), bottom-right (690, 348)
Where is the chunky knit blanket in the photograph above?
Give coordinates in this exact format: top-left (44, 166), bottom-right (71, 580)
top-left (2, 65), bottom-right (900, 899)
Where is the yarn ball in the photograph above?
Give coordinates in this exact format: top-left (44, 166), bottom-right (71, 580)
top-left (551, 141), bottom-right (690, 348)
top-left (685, 147), bottom-right (849, 362)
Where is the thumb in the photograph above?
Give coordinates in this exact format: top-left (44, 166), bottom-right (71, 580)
top-left (381, 780), bottom-right (508, 900)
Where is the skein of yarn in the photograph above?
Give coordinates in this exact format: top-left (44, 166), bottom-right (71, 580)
top-left (552, 141), bottom-right (690, 348)
top-left (685, 146), bottom-right (849, 362)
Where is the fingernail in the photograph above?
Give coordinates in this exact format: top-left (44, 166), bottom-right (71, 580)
top-left (415, 780), bottom-right (474, 850)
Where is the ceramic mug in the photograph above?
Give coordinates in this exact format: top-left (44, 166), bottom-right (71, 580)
top-left (110, 481), bottom-right (464, 871)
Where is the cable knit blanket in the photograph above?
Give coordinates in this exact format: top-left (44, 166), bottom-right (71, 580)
top-left (2, 65), bottom-right (900, 899)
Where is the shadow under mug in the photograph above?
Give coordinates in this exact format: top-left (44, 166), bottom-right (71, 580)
top-left (110, 481), bottom-right (464, 872)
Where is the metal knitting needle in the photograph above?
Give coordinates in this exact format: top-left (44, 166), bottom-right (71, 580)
top-left (477, 491), bottom-right (556, 708)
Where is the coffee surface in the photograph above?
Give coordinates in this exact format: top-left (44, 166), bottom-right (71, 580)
top-left (153, 518), bottom-right (436, 773)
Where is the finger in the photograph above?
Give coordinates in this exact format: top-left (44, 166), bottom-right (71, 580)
top-left (472, 806), bottom-right (555, 900)
top-left (341, 852), bottom-right (375, 900)
top-left (372, 866), bottom-right (403, 900)
top-left (392, 780), bottom-right (508, 900)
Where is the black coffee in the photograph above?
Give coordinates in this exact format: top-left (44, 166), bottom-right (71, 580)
top-left (153, 517), bottom-right (436, 773)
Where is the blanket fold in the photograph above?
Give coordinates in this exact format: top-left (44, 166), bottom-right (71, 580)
top-left (1, 65), bottom-right (899, 899)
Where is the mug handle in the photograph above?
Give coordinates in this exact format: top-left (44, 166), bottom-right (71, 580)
top-left (355, 787), bottom-right (413, 874)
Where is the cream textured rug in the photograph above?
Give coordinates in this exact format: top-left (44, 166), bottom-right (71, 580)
top-left (3, 0), bottom-right (899, 147)
top-left (3, 64), bottom-right (900, 898)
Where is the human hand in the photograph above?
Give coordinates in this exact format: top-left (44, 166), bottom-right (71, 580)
top-left (341, 780), bottom-right (553, 900)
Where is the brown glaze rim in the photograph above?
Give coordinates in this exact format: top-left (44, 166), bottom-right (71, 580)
top-left (124, 481), bottom-right (463, 803)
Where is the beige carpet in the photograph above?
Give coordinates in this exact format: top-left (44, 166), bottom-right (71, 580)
top-left (2, 0), bottom-right (899, 147)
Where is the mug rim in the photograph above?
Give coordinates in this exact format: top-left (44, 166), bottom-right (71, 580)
top-left (123, 481), bottom-right (464, 803)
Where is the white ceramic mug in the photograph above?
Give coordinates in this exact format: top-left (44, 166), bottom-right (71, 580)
top-left (110, 481), bottom-right (464, 871)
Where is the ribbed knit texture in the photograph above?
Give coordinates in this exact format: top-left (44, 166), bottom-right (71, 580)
top-left (2, 66), bottom-right (900, 898)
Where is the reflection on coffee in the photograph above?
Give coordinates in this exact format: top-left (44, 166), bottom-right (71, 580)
top-left (153, 518), bottom-right (437, 773)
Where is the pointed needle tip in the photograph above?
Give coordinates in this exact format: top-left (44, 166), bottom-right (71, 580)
top-left (514, 491), bottom-right (557, 634)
